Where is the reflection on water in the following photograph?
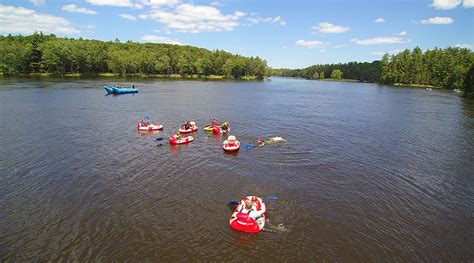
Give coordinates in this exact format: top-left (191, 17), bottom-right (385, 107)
top-left (0, 77), bottom-right (473, 261)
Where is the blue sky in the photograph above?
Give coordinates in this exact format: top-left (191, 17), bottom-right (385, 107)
top-left (1, 0), bottom-right (473, 68)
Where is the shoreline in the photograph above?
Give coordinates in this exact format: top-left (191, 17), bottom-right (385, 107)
top-left (391, 83), bottom-right (440, 89)
top-left (272, 76), bottom-right (462, 91)
top-left (317, 78), bottom-right (361, 83)
top-left (0, 73), bottom-right (261, 81)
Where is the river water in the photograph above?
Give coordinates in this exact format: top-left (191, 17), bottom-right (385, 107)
top-left (0, 77), bottom-right (473, 261)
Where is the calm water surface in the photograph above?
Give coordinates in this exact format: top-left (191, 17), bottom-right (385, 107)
top-left (0, 77), bottom-right (473, 261)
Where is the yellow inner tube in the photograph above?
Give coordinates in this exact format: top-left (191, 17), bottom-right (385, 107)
top-left (204, 122), bottom-right (229, 131)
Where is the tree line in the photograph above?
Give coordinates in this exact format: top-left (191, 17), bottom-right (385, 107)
top-left (0, 33), bottom-right (268, 79)
top-left (272, 47), bottom-right (474, 96)
top-left (380, 47), bottom-right (473, 90)
top-left (272, 61), bottom-right (381, 82)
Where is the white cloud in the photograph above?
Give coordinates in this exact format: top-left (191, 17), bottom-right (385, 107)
top-left (119, 13), bottom-right (137, 20)
top-left (295, 39), bottom-right (326, 48)
top-left (235, 11), bottom-right (247, 17)
top-left (374, 17), bottom-right (385, 23)
top-left (312, 22), bottom-right (349, 33)
top-left (369, 51), bottom-right (385, 56)
top-left (139, 3), bottom-right (246, 33)
top-left (272, 16), bottom-right (286, 25)
top-left (370, 49), bottom-right (403, 56)
top-left (0, 4), bottom-right (79, 35)
top-left (247, 15), bottom-right (286, 26)
top-left (463, 0), bottom-right (474, 7)
top-left (431, 0), bottom-right (474, 8)
top-left (86, 0), bottom-right (133, 7)
top-left (351, 36), bottom-right (407, 45)
top-left (152, 28), bottom-right (172, 34)
top-left (30, 0), bottom-right (45, 7)
top-left (141, 34), bottom-right (182, 45)
top-left (141, 0), bottom-right (180, 7)
top-left (398, 31), bottom-right (407, 36)
top-left (62, 4), bottom-right (97, 15)
top-left (87, 24), bottom-right (96, 29)
top-left (247, 17), bottom-right (258, 23)
top-left (334, 44), bottom-right (346, 48)
top-left (421, 16), bottom-right (454, 24)
top-left (455, 43), bottom-right (473, 49)
top-left (209, 2), bottom-right (223, 7)
top-left (431, 0), bottom-right (461, 9)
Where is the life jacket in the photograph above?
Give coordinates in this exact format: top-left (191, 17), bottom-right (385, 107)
top-left (236, 207), bottom-right (255, 225)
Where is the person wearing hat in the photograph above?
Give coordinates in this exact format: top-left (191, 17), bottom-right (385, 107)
top-left (231, 196), bottom-right (266, 220)
top-left (226, 135), bottom-right (238, 146)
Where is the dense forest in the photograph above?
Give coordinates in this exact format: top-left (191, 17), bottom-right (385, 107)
top-left (380, 47), bottom-right (473, 90)
top-left (272, 47), bottom-right (474, 96)
top-left (0, 33), bottom-right (268, 79)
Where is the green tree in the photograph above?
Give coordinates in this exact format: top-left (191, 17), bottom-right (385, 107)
top-left (331, 69), bottom-right (343, 80)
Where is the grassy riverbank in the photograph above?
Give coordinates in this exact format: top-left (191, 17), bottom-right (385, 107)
top-left (1, 73), bottom-right (259, 80)
top-left (319, 78), bottom-right (360, 83)
top-left (313, 78), bottom-right (448, 90)
top-left (392, 83), bottom-right (441, 89)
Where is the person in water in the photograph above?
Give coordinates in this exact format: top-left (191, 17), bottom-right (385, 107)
top-left (232, 196), bottom-right (266, 221)
top-left (221, 122), bottom-right (229, 132)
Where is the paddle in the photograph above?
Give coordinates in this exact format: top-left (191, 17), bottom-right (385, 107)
top-left (227, 196), bottom-right (279, 206)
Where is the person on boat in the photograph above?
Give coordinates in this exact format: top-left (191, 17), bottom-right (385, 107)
top-left (174, 131), bottom-right (181, 140)
top-left (182, 121), bottom-right (191, 130)
top-left (141, 119), bottom-right (148, 127)
top-left (189, 121), bottom-right (196, 129)
top-left (132, 84), bottom-right (135, 89)
top-left (226, 135), bottom-right (238, 146)
top-left (232, 196), bottom-right (266, 221)
top-left (212, 118), bottom-right (218, 127)
top-left (115, 82), bottom-right (121, 88)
